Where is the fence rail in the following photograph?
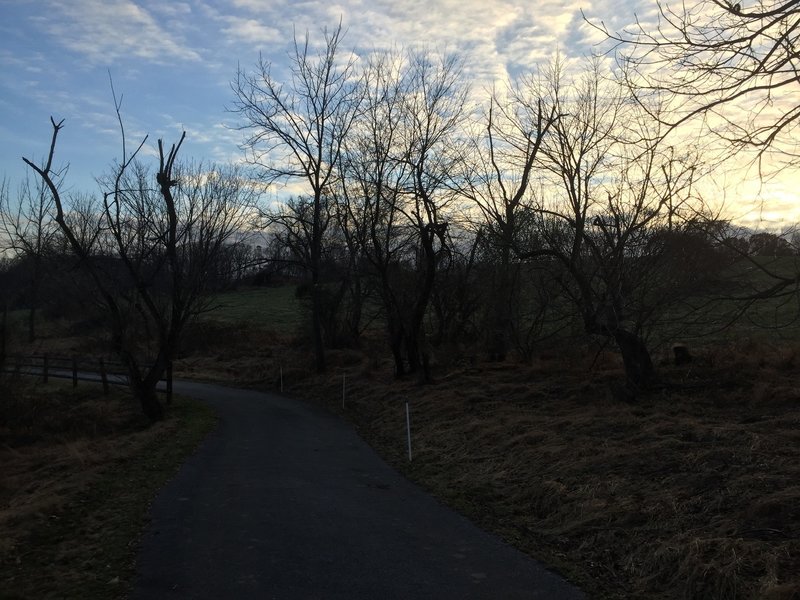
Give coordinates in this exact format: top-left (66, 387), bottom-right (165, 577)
top-left (1, 353), bottom-right (173, 401)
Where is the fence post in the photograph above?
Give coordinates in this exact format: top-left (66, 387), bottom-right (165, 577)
top-left (72, 357), bottom-right (78, 388)
top-left (99, 358), bottom-right (109, 396)
top-left (43, 354), bottom-right (48, 384)
top-left (166, 361), bottom-right (173, 405)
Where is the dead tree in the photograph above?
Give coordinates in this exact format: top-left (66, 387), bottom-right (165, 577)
top-left (24, 114), bottom-right (255, 421)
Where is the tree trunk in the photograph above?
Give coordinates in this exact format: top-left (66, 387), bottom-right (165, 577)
top-left (405, 329), bottom-right (421, 373)
top-left (121, 345), bottom-right (167, 423)
top-left (382, 282), bottom-right (406, 377)
top-left (405, 229), bottom-right (437, 377)
top-left (0, 302), bottom-right (7, 370)
top-left (129, 373), bottom-right (164, 422)
top-left (348, 275), bottom-right (362, 343)
top-left (491, 244), bottom-right (512, 362)
top-left (614, 329), bottom-right (654, 390)
top-left (137, 386), bottom-right (164, 422)
top-left (311, 190), bottom-right (326, 373)
top-left (28, 265), bottom-right (40, 343)
top-left (390, 335), bottom-right (405, 376)
top-left (311, 282), bottom-right (326, 373)
top-left (420, 349), bottom-right (432, 384)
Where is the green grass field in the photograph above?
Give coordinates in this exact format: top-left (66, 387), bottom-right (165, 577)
top-left (204, 285), bottom-right (305, 333)
top-left (667, 256), bottom-right (800, 346)
top-left (199, 258), bottom-right (800, 349)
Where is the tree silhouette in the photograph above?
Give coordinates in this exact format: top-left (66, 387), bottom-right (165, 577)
top-left (231, 22), bottom-right (361, 374)
top-left (594, 0), bottom-right (800, 171)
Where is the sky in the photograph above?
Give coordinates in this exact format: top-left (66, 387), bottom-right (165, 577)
top-left (0, 0), bottom-right (796, 228)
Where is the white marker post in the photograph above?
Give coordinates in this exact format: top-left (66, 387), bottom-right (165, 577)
top-left (405, 400), bottom-right (412, 462)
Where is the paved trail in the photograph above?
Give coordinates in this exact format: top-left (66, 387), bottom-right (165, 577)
top-left (131, 381), bottom-right (586, 599)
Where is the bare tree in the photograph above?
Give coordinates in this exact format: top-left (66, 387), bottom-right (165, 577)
top-left (396, 51), bottom-right (469, 378)
top-left (0, 255), bottom-right (9, 369)
top-left (267, 193), bottom-right (361, 345)
top-left (427, 223), bottom-right (483, 349)
top-left (465, 76), bottom-right (558, 359)
top-left (329, 188), bottom-right (370, 345)
top-left (518, 59), bottom-right (699, 394)
top-left (0, 173), bottom-right (60, 341)
top-left (24, 116), bottom-right (257, 421)
top-left (590, 2), bottom-right (800, 320)
top-left (594, 0), bottom-right (800, 170)
top-left (339, 49), bottom-right (469, 378)
top-left (231, 22), bottom-right (362, 373)
top-left (338, 50), bottom-right (414, 374)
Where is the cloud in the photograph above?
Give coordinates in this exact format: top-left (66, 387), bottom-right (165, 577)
top-left (4, 0), bottom-right (795, 224)
top-left (0, 49), bottom-right (48, 73)
top-left (219, 16), bottom-right (282, 47)
top-left (220, 0), bottom-right (648, 89)
top-left (147, 1), bottom-right (193, 18)
top-left (36, 0), bottom-right (201, 65)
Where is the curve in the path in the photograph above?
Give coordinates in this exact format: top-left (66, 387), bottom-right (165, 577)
top-left (131, 380), bottom-right (587, 600)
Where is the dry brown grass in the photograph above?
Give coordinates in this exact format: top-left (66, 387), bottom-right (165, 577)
top-left (267, 340), bottom-right (800, 600)
top-left (174, 319), bottom-right (291, 384)
top-left (0, 379), bottom-right (215, 599)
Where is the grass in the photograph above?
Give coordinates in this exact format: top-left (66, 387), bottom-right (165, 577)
top-left (699, 256), bottom-right (800, 336)
top-left (0, 379), bottom-right (216, 600)
top-left (175, 318), bottom-right (290, 384)
top-left (204, 285), bottom-right (304, 333)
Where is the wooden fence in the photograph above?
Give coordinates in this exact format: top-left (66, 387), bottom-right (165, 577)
top-left (1, 354), bottom-right (173, 402)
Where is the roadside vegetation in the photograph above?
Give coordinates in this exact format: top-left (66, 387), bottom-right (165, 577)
top-left (0, 378), bottom-right (215, 599)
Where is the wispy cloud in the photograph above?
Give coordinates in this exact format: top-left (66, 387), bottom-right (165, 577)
top-left (221, 0), bottom-right (640, 87)
top-left (0, 49), bottom-right (48, 73)
top-left (147, 1), bottom-right (193, 18)
top-left (219, 16), bottom-right (282, 47)
top-left (35, 0), bottom-right (201, 65)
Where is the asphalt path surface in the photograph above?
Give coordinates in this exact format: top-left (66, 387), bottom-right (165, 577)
top-left (131, 381), bottom-right (587, 599)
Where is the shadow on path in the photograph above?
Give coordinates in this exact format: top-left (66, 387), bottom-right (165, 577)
top-left (131, 381), bottom-right (586, 599)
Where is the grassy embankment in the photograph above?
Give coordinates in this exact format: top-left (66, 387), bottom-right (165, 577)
top-left (0, 380), bottom-right (216, 600)
top-left (182, 280), bottom-right (800, 600)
